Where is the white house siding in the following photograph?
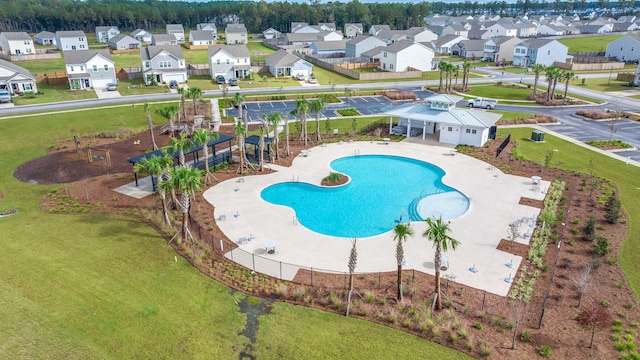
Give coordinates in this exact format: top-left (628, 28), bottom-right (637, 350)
top-left (290, 61), bottom-right (313, 77)
top-left (85, 57), bottom-right (116, 88)
top-left (381, 45), bottom-right (433, 72)
top-left (439, 124), bottom-right (461, 145)
top-left (606, 36), bottom-right (640, 62)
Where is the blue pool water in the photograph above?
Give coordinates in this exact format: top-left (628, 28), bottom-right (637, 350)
top-left (260, 155), bottom-right (469, 238)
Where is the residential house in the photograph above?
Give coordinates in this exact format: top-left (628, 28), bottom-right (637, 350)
top-left (55, 31), bottom-right (88, 51)
top-left (405, 27), bottom-right (438, 43)
top-left (225, 23), bottom-right (248, 45)
top-left (152, 34), bottom-right (178, 46)
top-left (612, 22), bottom-right (639, 32)
top-left (63, 49), bottom-right (116, 89)
top-left (345, 35), bottom-right (386, 58)
top-left (537, 24), bottom-right (566, 36)
top-left (452, 39), bottom-right (486, 59)
top-left (344, 23), bottom-right (363, 38)
top-left (425, 14), bottom-right (450, 27)
top-left (512, 39), bottom-right (569, 67)
top-left (310, 40), bottom-right (347, 56)
top-left (606, 36), bottom-right (640, 62)
top-left (140, 45), bottom-right (188, 85)
top-left (95, 26), bottom-right (120, 43)
top-left (375, 30), bottom-right (408, 45)
top-left (197, 23), bottom-right (218, 33)
top-left (208, 44), bottom-right (250, 80)
top-left (442, 24), bottom-right (470, 38)
top-left (484, 21), bottom-right (518, 38)
top-left (319, 23), bottom-right (336, 31)
top-left (292, 24), bottom-right (324, 33)
top-left (189, 31), bottom-right (216, 46)
top-left (426, 25), bottom-right (445, 36)
top-left (131, 29), bottom-right (152, 43)
top-left (432, 34), bottom-right (467, 54)
top-left (265, 49), bottom-right (313, 78)
top-left (384, 93), bottom-right (501, 147)
top-left (0, 32), bottom-right (35, 55)
top-left (317, 31), bottom-right (343, 42)
top-left (291, 22), bottom-right (309, 33)
top-left (369, 25), bottom-right (391, 36)
top-left (166, 24), bottom-right (185, 42)
top-left (515, 22), bottom-right (538, 37)
top-left (285, 32), bottom-right (319, 46)
top-left (380, 40), bottom-right (434, 72)
top-left (483, 36), bottom-right (521, 62)
top-left (0, 58), bottom-right (37, 94)
top-left (577, 24), bottom-right (612, 34)
top-left (108, 34), bottom-right (141, 50)
top-left (360, 46), bottom-right (384, 62)
top-left (34, 31), bottom-right (56, 46)
top-left (262, 27), bottom-right (282, 39)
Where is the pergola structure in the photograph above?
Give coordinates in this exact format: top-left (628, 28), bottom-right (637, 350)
top-left (244, 135), bottom-right (274, 163)
top-left (127, 134), bottom-right (234, 187)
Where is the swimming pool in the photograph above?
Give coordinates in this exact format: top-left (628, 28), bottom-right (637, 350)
top-left (260, 155), bottom-right (469, 238)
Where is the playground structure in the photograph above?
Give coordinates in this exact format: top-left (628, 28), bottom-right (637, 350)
top-left (87, 147), bottom-right (112, 167)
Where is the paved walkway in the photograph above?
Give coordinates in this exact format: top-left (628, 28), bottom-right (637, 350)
top-left (203, 141), bottom-right (549, 296)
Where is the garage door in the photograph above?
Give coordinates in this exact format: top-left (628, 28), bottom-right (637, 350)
top-left (92, 78), bottom-right (114, 89)
top-left (163, 74), bottom-right (187, 83)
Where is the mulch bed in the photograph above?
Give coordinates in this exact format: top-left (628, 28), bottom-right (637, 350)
top-left (18, 125), bottom-right (638, 359)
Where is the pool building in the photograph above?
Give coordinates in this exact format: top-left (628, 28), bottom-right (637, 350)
top-left (385, 94), bottom-right (501, 147)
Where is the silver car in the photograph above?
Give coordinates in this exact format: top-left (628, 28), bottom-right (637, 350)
top-left (106, 83), bottom-right (117, 91)
top-left (0, 89), bottom-right (12, 103)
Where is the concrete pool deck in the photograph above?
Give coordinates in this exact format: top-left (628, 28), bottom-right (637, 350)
top-left (203, 141), bottom-right (550, 296)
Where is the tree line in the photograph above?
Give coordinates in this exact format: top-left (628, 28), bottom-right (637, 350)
top-left (0, 0), bottom-right (621, 35)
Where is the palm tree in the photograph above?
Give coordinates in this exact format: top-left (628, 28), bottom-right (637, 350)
top-left (177, 87), bottom-right (187, 121)
top-left (562, 70), bottom-right (577, 99)
top-left (234, 119), bottom-right (252, 174)
top-left (144, 103), bottom-right (158, 150)
top-left (423, 217), bottom-right (460, 310)
top-left (188, 87), bottom-right (203, 115)
top-left (462, 60), bottom-right (471, 91)
top-left (294, 99), bottom-right (310, 148)
top-left (167, 165), bottom-right (204, 243)
top-left (169, 132), bottom-right (195, 167)
top-left (393, 223), bottom-right (414, 301)
top-left (192, 128), bottom-right (220, 184)
top-left (284, 114), bottom-right (291, 157)
top-left (133, 154), bottom-right (172, 225)
top-left (545, 66), bottom-right (560, 101)
top-left (263, 112), bottom-right (282, 161)
top-left (308, 98), bottom-right (325, 142)
top-left (155, 105), bottom-right (178, 136)
top-left (531, 64), bottom-right (545, 95)
top-left (232, 93), bottom-right (246, 130)
top-left (437, 60), bottom-right (447, 92)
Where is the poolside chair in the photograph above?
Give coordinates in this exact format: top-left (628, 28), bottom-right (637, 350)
top-left (218, 214), bottom-right (226, 221)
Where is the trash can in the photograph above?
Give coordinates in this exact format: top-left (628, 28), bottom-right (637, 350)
top-left (531, 130), bottom-right (545, 142)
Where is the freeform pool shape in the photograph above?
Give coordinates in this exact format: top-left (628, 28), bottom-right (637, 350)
top-left (260, 155), bottom-right (469, 238)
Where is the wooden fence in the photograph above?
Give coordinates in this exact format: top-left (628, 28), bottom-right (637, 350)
top-left (301, 53), bottom-right (421, 80)
top-left (109, 48), bottom-right (139, 55)
top-left (555, 61), bottom-right (625, 71)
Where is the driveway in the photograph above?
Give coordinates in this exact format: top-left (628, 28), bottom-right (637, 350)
top-left (95, 88), bottom-right (121, 99)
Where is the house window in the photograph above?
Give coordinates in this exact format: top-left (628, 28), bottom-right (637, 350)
top-left (447, 127), bottom-right (453, 131)
top-left (548, 50), bottom-right (551, 55)
top-left (621, 46), bottom-right (624, 50)
top-left (80, 66), bottom-right (83, 71)
top-left (383, 51), bottom-right (387, 57)
top-left (159, 61), bottom-right (171, 68)
top-left (472, 129), bottom-right (477, 134)
top-left (70, 66), bottom-right (74, 71)
top-left (390, 64), bottom-right (394, 69)
top-left (145, 61), bottom-right (150, 68)
top-left (216, 59), bottom-right (220, 65)
top-left (79, 44), bottom-right (85, 49)
top-left (79, 37), bottom-right (83, 41)
top-left (92, 65), bottom-right (97, 72)
top-left (24, 40), bottom-right (29, 45)
top-left (23, 83), bottom-right (32, 91)
top-left (104, 64), bottom-right (109, 71)
top-left (465, 129), bottom-right (471, 133)
top-left (226, 59), bottom-right (230, 64)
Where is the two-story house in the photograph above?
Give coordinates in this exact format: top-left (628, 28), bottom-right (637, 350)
top-left (442, 24), bottom-right (470, 38)
top-left (405, 27), bottom-right (438, 43)
top-left (265, 49), bottom-right (313, 78)
top-left (64, 49), bottom-right (116, 90)
top-left (344, 23), bottom-right (363, 38)
top-left (34, 31), bottom-right (56, 46)
top-left (369, 25), bottom-right (391, 36)
top-left (484, 21), bottom-right (518, 38)
top-left (515, 22), bottom-right (538, 37)
top-left (197, 23), bottom-right (218, 33)
top-left (107, 34), bottom-right (141, 50)
top-left (380, 40), bottom-right (434, 72)
top-left (55, 31), bottom-right (88, 51)
top-left (152, 34), bottom-right (178, 46)
top-left (606, 36), bottom-right (640, 62)
top-left (166, 24), bottom-right (185, 43)
top-left (262, 27), bottom-right (282, 39)
top-left (345, 35), bottom-right (387, 58)
top-left (432, 34), bottom-right (467, 54)
top-left (95, 26), bottom-right (120, 43)
top-left (310, 40), bottom-right (348, 56)
top-left (483, 36), bottom-right (521, 63)
top-left (0, 58), bottom-right (38, 95)
top-left (537, 24), bottom-right (567, 36)
top-left (225, 24), bottom-right (248, 45)
top-left (0, 32), bottom-right (35, 55)
top-left (512, 39), bottom-right (569, 67)
top-left (451, 39), bottom-right (486, 59)
top-left (208, 45), bottom-right (250, 80)
top-left (140, 45), bottom-right (188, 85)
top-left (131, 29), bottom-right (152, 43)
top-left (189, 31), bottom-right (216, 46)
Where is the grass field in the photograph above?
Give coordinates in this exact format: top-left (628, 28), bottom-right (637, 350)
top-left (12, 83), bottom-right (97, 105)
top-left (557, 34), bottom-right (626, 53)
top-left (116, 79), bottom-right (171, 96)
top-left (0, 106), bottom-right (470, 358)
top-left (570, 76), bottom-right (637, 93)
top-left (497, 127), bottom-right (640, 299)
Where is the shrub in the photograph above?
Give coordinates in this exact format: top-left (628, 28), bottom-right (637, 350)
top-left (601, 299), bottom-right (611, 307)
top-left (474, 322), bottom-right (483, 330)
top-left (594, 236), bottom-right (610, 257)
top-left (539, 345), bottom-right (551, 357)
top-left (616, 281), bottom-right (624, 289)
top-left (479, 342), bottom-right (492, 357)
top-left (583, 216), bottom-right (596, 242)
top-left (605, 194), bottom-right (622, 224)
top-left (336, 108), bottom-right (359, 116)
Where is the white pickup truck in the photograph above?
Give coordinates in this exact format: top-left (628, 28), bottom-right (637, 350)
top-left (468, 98), bottom-right (497, 109)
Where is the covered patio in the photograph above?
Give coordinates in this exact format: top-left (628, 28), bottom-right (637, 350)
top-left (244, 135), bottom-right (273, 164)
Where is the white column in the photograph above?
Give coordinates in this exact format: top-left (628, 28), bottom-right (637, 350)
top-left (389, 116), bottom-right (392, 133)
top-left (407, 119), bottom-right (412, 137)
top-left (422, 122), bottom-right (426, 140)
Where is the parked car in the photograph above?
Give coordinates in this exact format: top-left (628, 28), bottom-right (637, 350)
top-left (228, 78), bottom-right (238, 86)
top-left (216, 75), bottom-right (226, 84)
top-left (295, 73), bottom-right (305, 81)
top-left (307, 76), bottom-right (318, 84)
top-left (0, 89), bottom-right (12, 103)
top-left (468, 98), bottom-right (498, 109)
top-left (169, 80), bottom-right (179, 89)
top-left (106, 83), bottom-right (117, 91)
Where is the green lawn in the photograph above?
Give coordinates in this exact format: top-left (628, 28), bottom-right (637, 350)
top-left (0, 106), bottom-right (470, 358)
top-left (497, 127), bottom-right (640, 299)
top-left (116, 79), bottom-right (171, 96)
top-left (465, 84), bottom-right (533, 100)
top-left (12, 83), bottom-right (97, 106)
top-left (490, 110), bottom-right (540, 120)
top-left (557, 34), bottom-right (625, 53)
top-left (112, 53), bottom-right (142, 68)
top-left (16, 58), bottom-right (66, 74)
top-left (183, 47), bottom-right (210, 65)
top-left (570, 76), bottom-right (636, 93)
top-left (247, 41), bottom-right (276, 62)
top-left (186, 75), bottom-right (218, 91)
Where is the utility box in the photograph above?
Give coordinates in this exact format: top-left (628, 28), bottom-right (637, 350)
top-left (531, 130), bottom-right (545, 142)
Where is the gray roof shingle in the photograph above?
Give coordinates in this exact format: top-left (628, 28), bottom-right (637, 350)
top-left (208, 44), bottom-right (250, 58)
top-left (63, 49), bottom-right (112, 65)
top-left (141, 45), bottom-right (184, 61)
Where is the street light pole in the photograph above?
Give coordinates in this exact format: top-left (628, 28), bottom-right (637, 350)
top-left (608, 66), bottom-right (614, 85)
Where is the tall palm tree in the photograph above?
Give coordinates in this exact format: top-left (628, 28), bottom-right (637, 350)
top-left (531, 64), bottom-right (545, 95)
top-left (169, 132), bottom-right (195, 167)
top-left (263, 112), bottom-right (282, 161)
top-left (188, 87), bottom-right (203, 115)
top-left (192, 128), bottom-right (220, 184)
top-left (462, 60), bottom-right (471, 91)
top-left (562, 70), bottom-right (577, 99)
top-left (234, 119), bottom-right (252, 174)
top-left (437, 60), bottom-right (447, 92)
top-left (423, 217), bottom-right (460, 310)
top-left (156, 105), bottom-right (178, 136)
top-left (308, 98), bottom-right (324, 142)
top-left (294, 99), bottom-right (310, 148)
top-left (144, 103), bottom-right (158, 150)
top-left (545, 66), bottom-right (560, 101)
top-left (167, 165), bottom-right (204, 243)
top-left (133, 154), bottom-right (172, 225)
top-left (284, 114), bottom-right (291, 157)
top-left (232, 93), bottom-right (246, 130)
top-left (177, 87), bottom-right (187, 121)
top-left (393, 223), bottom-right (414, 301)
